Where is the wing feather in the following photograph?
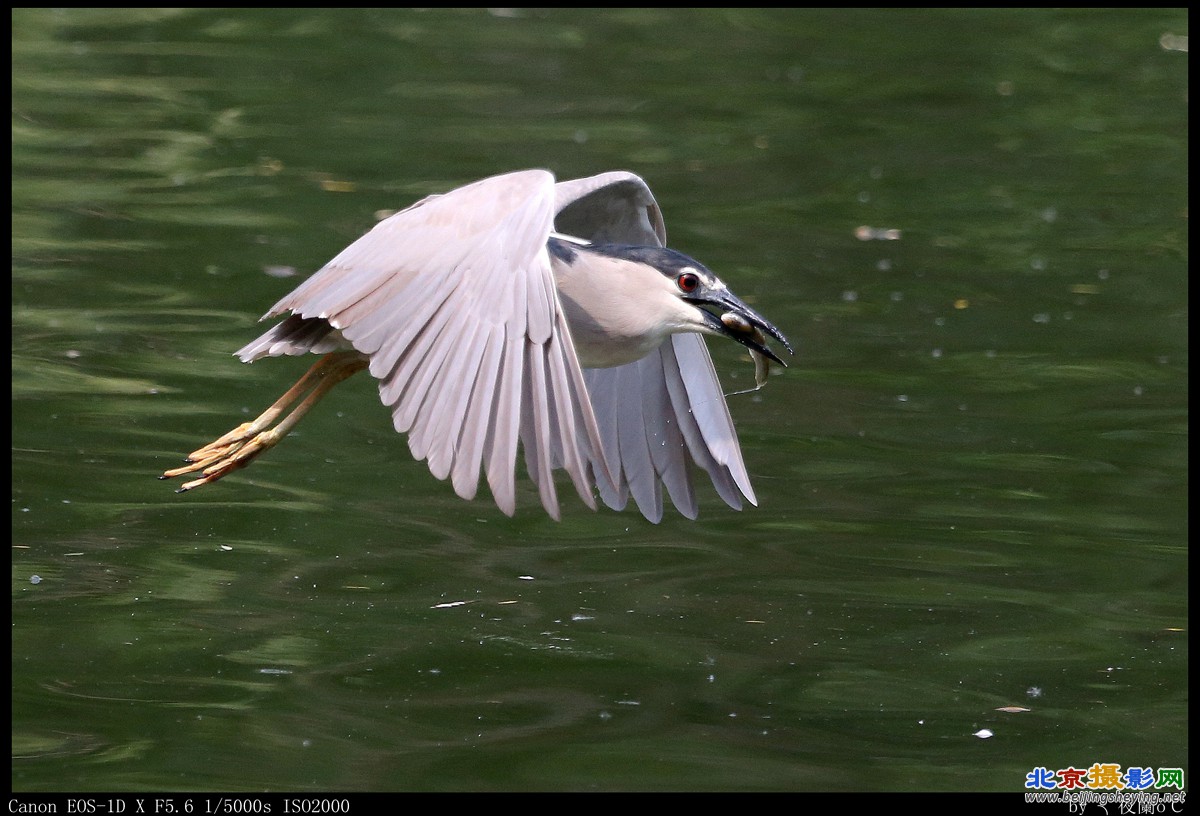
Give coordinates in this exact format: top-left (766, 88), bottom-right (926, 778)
top-left (643, 350), bottom-right (698, 520)
top-left (521, 339), bottom-right (560, 519)
top-left (582, 366), bottom-right (629, 513)
top-left (418, 317), bottom-right (486, 478)
top-left (545, 323), bottom-right (598, 510)
top-left (584, 334), bottom-right (754, 521)
top-left (238, 169), bottom-right (620, 516)
top-left (483, 331), bottom-right (525, 515)
top-left (671, 334), bottom-right (756, 505)
top-left (450, 324), bottom-right (504, 501)
top-left (232, 168), bottom-right (762, 519)
top-left (615, 362), bottom-right (663, 522)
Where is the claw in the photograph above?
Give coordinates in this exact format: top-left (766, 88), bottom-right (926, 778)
top-left (160, 351), bottom-right (367, 492)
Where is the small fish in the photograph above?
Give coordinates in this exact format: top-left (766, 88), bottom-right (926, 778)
top-left (750, 348), bottom-right (769, 389)
top-left (721, 311), bottom-right (770, 391)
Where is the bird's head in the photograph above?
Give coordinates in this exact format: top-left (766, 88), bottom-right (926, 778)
top-left (582, 243), bottom-right (794, 366)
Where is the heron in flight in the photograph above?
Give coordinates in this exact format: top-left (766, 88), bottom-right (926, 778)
top-left (161, 169), bottom-right (792, 522)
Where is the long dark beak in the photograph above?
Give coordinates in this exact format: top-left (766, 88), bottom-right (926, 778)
top-left (690, 288), bottom-right (794, 366)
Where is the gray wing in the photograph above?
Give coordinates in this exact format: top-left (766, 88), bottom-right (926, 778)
top-left (554, 171), bottom-right (667, 246)
top-left (582, 335), bottom-right (756, 522)
top-left (237, 169), bottom-right (611, 520)
top-left (555, 173), bottom-right (758, 522)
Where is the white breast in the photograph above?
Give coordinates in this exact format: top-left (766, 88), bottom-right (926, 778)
top-left (551, 252), bottom-right (696, 368)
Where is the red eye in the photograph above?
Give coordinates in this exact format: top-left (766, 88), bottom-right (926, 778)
top-left (677, 272), bottom-right (699, 293)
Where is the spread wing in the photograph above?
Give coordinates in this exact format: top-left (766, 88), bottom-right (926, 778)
top-left (237, 168), bottom-right (758, 521)
top-left (237, 169), bottom-right (612, 520)
top-left (582, 334), bottom-right (755, 523)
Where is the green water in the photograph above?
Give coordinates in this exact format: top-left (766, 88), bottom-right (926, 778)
top-left (12, 8), bottom-right (1188, 792)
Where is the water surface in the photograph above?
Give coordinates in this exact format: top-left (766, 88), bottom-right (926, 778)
top-left (12, 8), bottom-right (1188, 792)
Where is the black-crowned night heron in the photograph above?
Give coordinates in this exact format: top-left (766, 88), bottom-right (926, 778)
top-left (161, 169), bottom-right (792, 522)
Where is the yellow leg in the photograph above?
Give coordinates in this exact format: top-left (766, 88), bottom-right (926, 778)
top-left (161, 351), bottom-right (368, 492)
